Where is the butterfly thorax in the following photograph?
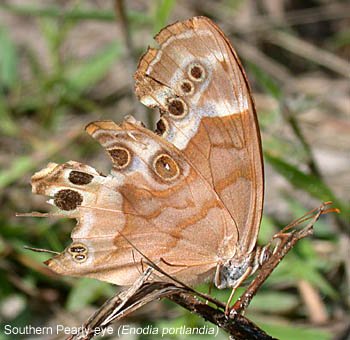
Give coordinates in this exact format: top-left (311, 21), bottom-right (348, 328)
top-left (215, 245), bottom-right (271, 289)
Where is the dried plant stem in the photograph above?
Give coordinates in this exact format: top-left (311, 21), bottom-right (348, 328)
top-left (114, 0), bottom-right (145, 121)
top-left (168, 293), bottom-right (278, 340)
top-left (234, 37), bottom-right (292, 85)
top-left (297, 279), bottom-right (328, 324)
top-left (202, 2), bottom-right (350, 34)
top-left (280, 101), bottom-right (323, 179)
top-left (265, 31), bottom-right (349, 76)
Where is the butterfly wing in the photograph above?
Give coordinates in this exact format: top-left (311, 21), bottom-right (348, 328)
top-left (30, 17), bottom-right (263, 286)
top-left (134, 16), bottom-right (264, 256)
top-left (31, 118), bottom-right (237, 285)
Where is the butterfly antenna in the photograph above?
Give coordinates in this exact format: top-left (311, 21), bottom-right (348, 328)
top-left (23, 246), bottom-right (60, 255)
top-left (16, 212), bottom-right (56, 218)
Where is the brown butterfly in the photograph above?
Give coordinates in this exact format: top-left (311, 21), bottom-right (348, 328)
top-left (30, 16), bottom-right (268, 310)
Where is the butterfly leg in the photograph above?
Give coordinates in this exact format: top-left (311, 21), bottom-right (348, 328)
top-left (225, 266), bottom-right (252, 315)
top-left (140, 257), bottom-right (145, 273)
top-left (269, 230), bottom-right (296, 256)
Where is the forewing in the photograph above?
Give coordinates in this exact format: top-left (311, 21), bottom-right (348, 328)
top-left (31, 118), bottom-right (237, 286)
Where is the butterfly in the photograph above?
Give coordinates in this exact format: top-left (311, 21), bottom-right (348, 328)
top-left (30, 16), bottom-right (268, 310)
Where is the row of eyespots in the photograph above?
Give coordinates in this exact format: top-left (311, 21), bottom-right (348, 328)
top-left (155, 62), bottom-right (206, 137)
top-left (52, 151), bottom-right (180, 212)
top-left (178, 62), bottom-right (206, 97)
top-left (68, 242), bottom-right (88, 263)
top-left (53, 170), bottom-right (95, 211)
top-left (106, 144), bottom-right (180, 181)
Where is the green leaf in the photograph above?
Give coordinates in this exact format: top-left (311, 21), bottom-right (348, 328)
top-left (39, 17), bottom-right (60, 52)
top-left (327, 29), bottom-right (350, 49)
top-left (152, 0), bottom-right (176, 35)
top-left (64, 42), bottom-right (122, 93)
top-left (249, 62), bottom-right (281, 100)
top-left (0, 26), bottom-right (18, 89)
top-left (0, 156), bottom-right (34, 189)
top-left (264, 151), bottom-right (348, 226)
top-left (264, 151), bottom-right (336, 203)
top-left (10, 240), bottom-right (52, 263)
top-left (257, 321), bottom-right (332, 340)
top-left (258, 215), bottom-right (276, 244)
top-left (0, 95), bottom-right (18, 136)
top-left (0, 4), bottom-right (115, 21)
top-left (268, 243), bottom-right (337, 299)
top-left (292, 260), bottom-right (339, 300)
top-left (0, 4), bottom-right (150, 26)
top-left (249, 292), bottom-right (299, 312)
top-left (66, 278), bottom-right (113, 312)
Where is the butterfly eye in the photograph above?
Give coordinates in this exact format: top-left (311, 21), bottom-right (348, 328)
top-left (108, 146), bottom-right (131, 169)
top-left (54, 189), bottom-right (83, 211)
top-left (153, 154), bottom-right (180, 181)
top-left (167, 98), bottom-right (188, 119)
top-left (68, 171), bottom-right (93, 185)
top-left (188, 62), bottom-right (206, 82)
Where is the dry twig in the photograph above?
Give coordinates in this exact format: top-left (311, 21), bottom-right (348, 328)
top-left (265, 31), bottom-right (349, 77)
top-left (114, 0), bottom-right (145, 120)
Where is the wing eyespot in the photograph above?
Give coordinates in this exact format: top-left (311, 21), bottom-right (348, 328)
top-left (69, 243), bottom-right (88, 263)
top-left (54, 189), bottom-right (83, 211)
top-left (179, 80), bottom-right (194, 96)
top-left (68, 171), bottom-right (93, 185)
top-left (73, 254), bottom-right (87, 263)
top-left (108, 146), bottom-right (131, 169)
top-left (153, 153), bottom-right (180, 181)
top-left (188, 62), bottom-right (206, 82)
top-left (155, 117), bottom-right (170, 137)
top-left (68, 243), bottom-right (88, 254)
top-left (167, 98), bottom-right (188, 119)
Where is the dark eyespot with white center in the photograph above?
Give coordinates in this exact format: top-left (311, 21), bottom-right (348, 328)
top-left (167, 98), bottom-right (188, 119)
top-left (68, 171), bottom-right (93, 185)
top-left (153, 154), bottom-right (180, 181)
top-left (188, 62), bottom-right (206, 82)
top-left (68, 243), bottom-right (88, 254)
top-left (155, 118), bottom-right (169, 137)
top-left (73, 254), bottom-right (87, 263)
top-left (108, 147), bottom-right (131, 169)
top-left (54, 189), bottom-right (83, 211)
top-left (179, 80), bottom-right (194, 96)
